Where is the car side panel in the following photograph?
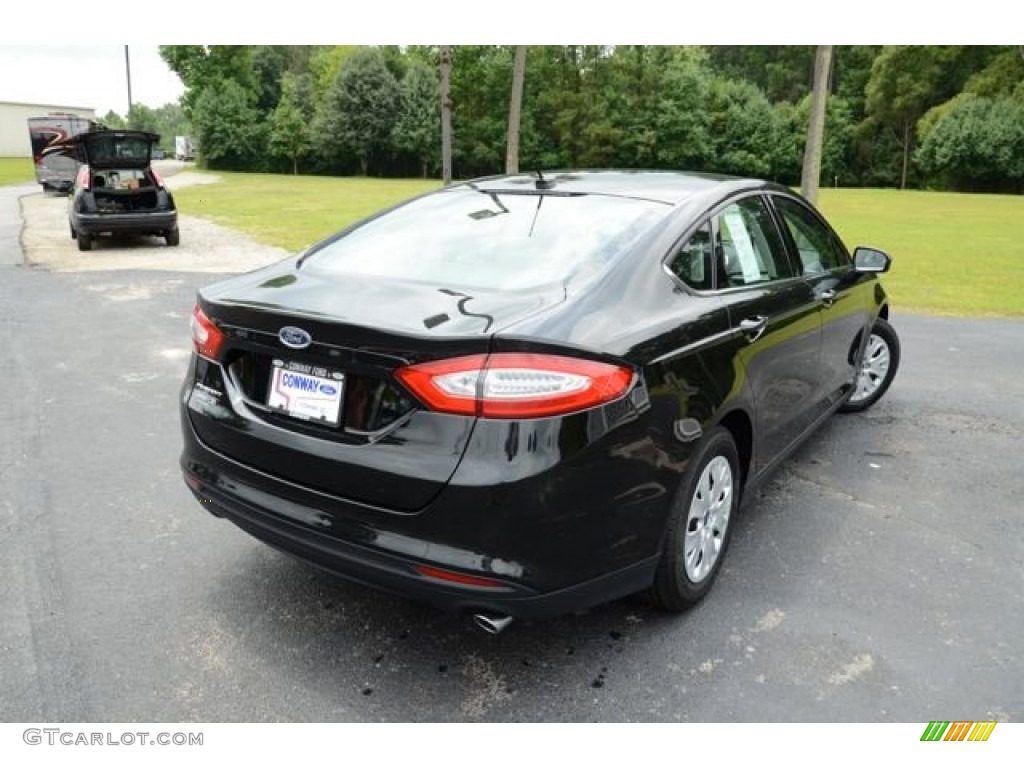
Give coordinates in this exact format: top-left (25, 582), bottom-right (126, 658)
top-left (717, 281), bottom-right (822, 475)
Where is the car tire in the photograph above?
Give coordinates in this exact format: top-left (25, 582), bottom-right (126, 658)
top-left (165, 227), bottom-right (180, 247)
top-left (650, 426), bottom-right (740, 611)
top-left (840, 317), bottom-right (900, 413)
top-left (77, 233), bottom-right (92, 252)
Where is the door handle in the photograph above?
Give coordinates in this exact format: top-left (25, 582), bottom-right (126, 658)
top-left (739, 315), bottom-right (767, 342)
top-left (820, 289), bottom-right (837, 306)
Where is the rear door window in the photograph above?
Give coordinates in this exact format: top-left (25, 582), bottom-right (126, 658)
top-left (714, 197), bottom-right (795, 288)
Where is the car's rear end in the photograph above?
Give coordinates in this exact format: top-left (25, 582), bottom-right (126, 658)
top-left (72, 164), bottom-right (176, 243)
top-left (45, 130), bottom-right (178, 250)
top-left (180, 181), bottom-right (677, 619)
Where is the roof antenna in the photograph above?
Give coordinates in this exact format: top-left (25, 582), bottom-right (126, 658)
top-left (534, 170), bottom-right (553, 190)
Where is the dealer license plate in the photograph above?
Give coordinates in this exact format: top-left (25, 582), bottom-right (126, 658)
top-left (267, 360), bottom-right (345, 427)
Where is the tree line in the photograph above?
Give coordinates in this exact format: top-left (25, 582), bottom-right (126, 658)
top-left (149, 45), bottom-right (1024, 193)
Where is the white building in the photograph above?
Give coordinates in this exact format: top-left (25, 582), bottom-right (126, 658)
top-left (0, 101), bottom-right (96, 156)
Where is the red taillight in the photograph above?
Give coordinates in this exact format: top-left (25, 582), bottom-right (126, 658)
top-left (76, 165), bottom-right (90, 191)
top-left (395, 353), bottom-right (633, 419)
top-left (190, 304), bottom-right (225, 359)
top-left (151, 167), bottom-right (165, 188)
top-left (416, 565), bottom-right (506, 589)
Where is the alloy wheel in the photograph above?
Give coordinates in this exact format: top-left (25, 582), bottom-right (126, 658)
top-left (849, 333), bottom-right (891, 404)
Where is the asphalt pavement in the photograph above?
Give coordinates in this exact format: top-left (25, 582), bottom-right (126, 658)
top-left (0, 183), bottom-right (36, 265)
top-left (0, 199), bottom-right (1021, 722)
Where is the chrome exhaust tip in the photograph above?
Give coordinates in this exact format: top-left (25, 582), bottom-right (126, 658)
top-left (472, 613), bottom-right (514, 635)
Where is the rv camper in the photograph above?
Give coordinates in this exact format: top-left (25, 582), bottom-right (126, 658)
top-left (27, 113), bottom-right (100, 192)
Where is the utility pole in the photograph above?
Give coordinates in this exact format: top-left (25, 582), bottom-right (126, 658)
top-left (124, 45), bottom-right (133, 126)
top-left (440, 45), bottom-right (453, 186)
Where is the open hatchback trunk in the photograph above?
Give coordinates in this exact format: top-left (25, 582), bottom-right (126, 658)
top-left (43, 129), bottom-right (159, 169)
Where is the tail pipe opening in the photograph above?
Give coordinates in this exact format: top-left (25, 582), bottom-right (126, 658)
top-left (472, 612), bottom-right (514, 635)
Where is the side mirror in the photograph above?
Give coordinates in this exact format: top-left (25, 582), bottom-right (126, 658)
top-left (853, 246), bottom-right (892, 273)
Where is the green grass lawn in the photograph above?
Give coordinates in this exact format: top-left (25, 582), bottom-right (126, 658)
top-left (818, 188), bottom-right (1024, 317)
top-left (0, 157), bottom-right (35, 186)
top-left (175, 172), bottom-right (1024, 318)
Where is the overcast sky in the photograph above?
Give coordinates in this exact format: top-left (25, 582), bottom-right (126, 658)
top-left (0, 46), bottom-right (184, 116)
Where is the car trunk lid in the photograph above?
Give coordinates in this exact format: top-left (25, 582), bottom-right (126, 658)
top-left (185, 263), bottom-right (564, 511)
top-left (42, 129), bottom-right (158, 170)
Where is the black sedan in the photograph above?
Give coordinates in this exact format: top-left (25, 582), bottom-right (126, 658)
top-left (179, 171), bottom-right (899, 632)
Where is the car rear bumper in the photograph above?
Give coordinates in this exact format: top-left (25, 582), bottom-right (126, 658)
top-left (180, 414), bottom-right (659, 620)
top-left (74, 211), bottom-right (176, 234)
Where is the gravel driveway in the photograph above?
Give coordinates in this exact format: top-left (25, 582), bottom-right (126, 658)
top-left (19, 171), bottom-right (289, 274)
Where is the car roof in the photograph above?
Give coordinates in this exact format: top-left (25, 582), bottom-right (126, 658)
top-left (457, 170), bottom-right (786, 206)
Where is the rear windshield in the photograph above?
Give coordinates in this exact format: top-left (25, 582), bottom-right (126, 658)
top-left (85, 135), bottom-right (151, 165)
top-left (302, 188), bottom-right (670, 290)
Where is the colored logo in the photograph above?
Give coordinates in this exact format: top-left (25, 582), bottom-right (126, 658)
top-left (921, 721), bottom-right (997, 742)
top-left (279, 326), bottom-right (312, 350)
top-left (319, 383), bottom-right (338, 396)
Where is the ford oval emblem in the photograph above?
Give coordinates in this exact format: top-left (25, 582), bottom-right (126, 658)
top-left (319, 383), bottom-right (338, 396)
top-left (279, 326), bottom-right (312, 350)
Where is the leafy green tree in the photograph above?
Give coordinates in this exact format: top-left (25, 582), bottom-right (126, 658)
top-left (449, 46), bottom-right (514, 176)
top-left (865, 46), bottom-right (1000, 189)
top-left (159, 45), bottom-right (258, 118)
top-left (613, 46), bottom-right (679, 168)
top-left (776, 96), bottom-right (854, 186)
top-left (915, 94), bottom-right (1024, 192)
top-left (250, 46), bottom-right (319, 112)
top-left (314, 47), bottom-right (401, 175)
top-left (832, 46), bottom-right (880, 120)
top-left (102, 103), bottom-right (190, 153)
top-left (127, 103), bottom-right (159, 134)
top-left (393, 62), bottom-right (441, 177)
top-left (706, 78), bottom-right (782, 178)
top-left (653, 49), bottom-right (713, 171)
top-left (865, 46), bottom-right (944, 189)
top-left (309, 46), bottom-right (361, 100)
top-left (252, 45), bottom-right (292, 112)
top-left (151, 102), bottom-right (191, 148)
top-left (270, 73), bottom-right (313, 174)
top-left (707, 46), bottom-right (814, 104)
top-left (101, 110), bottom-right (126, 129)
top-left (193, 79), bottom-right (267, 170)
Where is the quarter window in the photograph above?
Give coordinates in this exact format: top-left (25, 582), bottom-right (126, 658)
top-left (668, 222), bottom-right (713, 291)
top-left (714, 197), bottom-right (794, 288)
top-left (773, 197), bottom-right (849, 274)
